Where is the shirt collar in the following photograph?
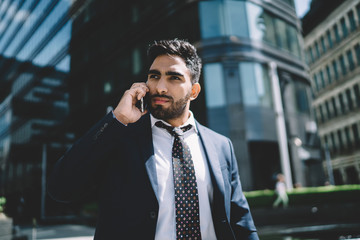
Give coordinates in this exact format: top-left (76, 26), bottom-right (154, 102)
top-left (150, 111), bottom-right (198, 133)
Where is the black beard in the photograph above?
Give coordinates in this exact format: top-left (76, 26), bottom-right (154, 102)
top-left (148, 92), bottom-right (191, 120)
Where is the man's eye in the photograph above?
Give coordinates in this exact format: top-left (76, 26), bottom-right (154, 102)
top-left (148, 75), bottom-right (159, 79)
top-left (170, 76), bottom-right (181, 80)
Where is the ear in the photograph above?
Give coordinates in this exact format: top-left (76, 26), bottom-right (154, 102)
top-left (190, 83), bottom-right (201, 101)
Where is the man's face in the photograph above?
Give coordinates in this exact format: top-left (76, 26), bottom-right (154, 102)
top-left (146, 55), bottom-right (194, 121)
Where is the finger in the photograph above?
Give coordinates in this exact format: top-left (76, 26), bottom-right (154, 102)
top-left (131, 82), bottom-right (147, 91)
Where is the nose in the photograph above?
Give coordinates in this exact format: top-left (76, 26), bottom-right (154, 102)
top-left (155, 77), bottom-right (167, 94)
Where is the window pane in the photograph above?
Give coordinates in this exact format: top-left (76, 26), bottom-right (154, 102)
top-left (239, 62), bottom-right (272, 107)
top-left (224, 1), bottom-right (248, 38)
top-left (332, 60), bottom-right (339, 80)
top-left (354, 84), bottom-right (360, 108)
top-left (315, 42), bottom-right (320, 58)
top-left (295, 82), bottom-right (309, 113)
top-left (326, 30), bottom-right (333, 48)
top-left (333, 24), bottom-right (340, 43)
top-left (313, 74), bottom-right (320, 91)
top-left (326, 65), bottom-right (332, 84)
top-left (340, 17), bottom-right (348, 38)
top-left (355, 44), bottom-right (360, 66)
top-left (339, 55), bottom-right (347, 76)
top-left (199, 2), bottom-right (225, 39)
top-left (203, 63), bottom-right (226, 108)
top-left (320, 70), bottom-right (325, 88)
top-left (346, 89), bottom-right (354, 111)
top-left (348, 10), bottom-right (356, 32)
top-left (331, 97), bottom-right (338, 117)
top-left (320, 36), bottom-right (326, 53)
top-left (339, 93), bottom-right (346, 114)
top-left (346, 50), bottom-right (355, 71)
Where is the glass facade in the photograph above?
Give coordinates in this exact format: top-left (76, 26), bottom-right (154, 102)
top-left (239, 62), bottom-right (272, 108)
top-left (0, 0), bottom-right (72, 219)
top-left (199, 1), bottom-right (301, 58)
top-left (203, 63), bottom-right (226, 108)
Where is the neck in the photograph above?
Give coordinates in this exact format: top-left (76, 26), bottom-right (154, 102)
top-left (164, 110), bottom-right (191, 127)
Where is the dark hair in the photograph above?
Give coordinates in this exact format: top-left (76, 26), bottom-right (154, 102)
top-left (147, 39), bottom-right (202, 84)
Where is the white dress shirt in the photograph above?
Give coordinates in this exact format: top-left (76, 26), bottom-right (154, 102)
top-left (151, 112), bottom-right (217, 240)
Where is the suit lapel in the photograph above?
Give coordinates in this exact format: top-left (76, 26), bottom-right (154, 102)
top-left (132, 114), bottom-right (159, 201)
top-left (196, 122), bottom-right (226, 197)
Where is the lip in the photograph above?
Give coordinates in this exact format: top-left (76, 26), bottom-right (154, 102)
top-left (153, 97), bottom-right (169, 104)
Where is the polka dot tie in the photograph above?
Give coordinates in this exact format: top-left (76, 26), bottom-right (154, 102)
top-left (155, 121), bottom-right (202, 240)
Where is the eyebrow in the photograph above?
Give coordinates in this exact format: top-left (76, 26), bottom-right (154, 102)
top-left (148, 69), bottom-right (184, 77)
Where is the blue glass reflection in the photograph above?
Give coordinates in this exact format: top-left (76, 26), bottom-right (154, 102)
top-left (4, 0), bottom-right (51, 57)
top-left (17, 0), bottom-right (70, 61)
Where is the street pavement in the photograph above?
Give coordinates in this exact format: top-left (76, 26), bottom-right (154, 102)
top-left (15, 224), bottom-right (95, 240)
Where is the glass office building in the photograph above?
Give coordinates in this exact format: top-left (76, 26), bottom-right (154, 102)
top-left (0, 0), bottom-right (73, 219)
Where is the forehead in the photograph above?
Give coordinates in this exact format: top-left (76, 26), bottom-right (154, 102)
top-left (149, 55), bottom-right (189, 74)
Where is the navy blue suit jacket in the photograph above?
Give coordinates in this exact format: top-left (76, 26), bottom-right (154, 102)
top-left (48, 113), bottom-right (258, 239)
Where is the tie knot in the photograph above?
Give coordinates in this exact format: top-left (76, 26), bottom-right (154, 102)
top-left (155, 121), bottom-right (192, 136)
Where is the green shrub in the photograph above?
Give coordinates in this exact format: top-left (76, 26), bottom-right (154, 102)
top-left (244, 185), bottom-right (360, 208)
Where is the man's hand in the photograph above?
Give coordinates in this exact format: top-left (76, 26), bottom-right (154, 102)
top-left (113, 82), bottom-right (149, 125)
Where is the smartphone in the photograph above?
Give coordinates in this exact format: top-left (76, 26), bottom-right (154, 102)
top-left (136, 93), bottom-right (148, 112)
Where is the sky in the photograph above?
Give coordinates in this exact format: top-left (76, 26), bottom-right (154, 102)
top-left (294, 0), bottom-right (312, 18)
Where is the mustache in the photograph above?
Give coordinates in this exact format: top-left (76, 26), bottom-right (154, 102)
top-left (149, 94), bottom-right (173, 101)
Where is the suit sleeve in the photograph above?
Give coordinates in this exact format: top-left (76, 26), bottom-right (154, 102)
top-left (227, 139), bottom-right (259, 240)
top-left (47, 112), bottom-right (127, 203)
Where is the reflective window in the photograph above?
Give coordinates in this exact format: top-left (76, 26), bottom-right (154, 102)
top-left (330, 132), bottom-right (337, 152)
top-left (346, 89), bottom-right (354, 111)
top-left (239, 62), bottom-right (272, 107)
top-left (326, 30), bottom-right (333, 49)
top-left (203, 63), bottom-right (226, 108)
top-left (326, 65), bottom-right (332, 84)
top-left (17, 0), bottom-right (70, 61)
top-left (314, 42), bottom-right (320, 58)
top-left (333, 24), bottom-right (340, 43)
top-left (357, 4), bottom-right (360, 24)
top-left (56, 55), bottom-right (70, 72)
top-left (320, 36), bottom-right (326, 54)
top-left (294, 82), bottom-right (309, 113)
top-left (340, 17), bottom-right (348, 38)
top-left (225, 1), bottom-right (248, 38)
top-left (33, 20), bottom-right (72, 66)
top-left (319, 70), bottom-right (325, 88)
top-left (331, 97), bottom-right (338, 117)
top-left (346, 50), bottom-right (355, 71)
top-left (0, 0), bottom-right (36, 52)
top-left (4, 0), bottom-right (52, 57)
top-left (199, 1), bottom-right (301, 58)
top-left (348, 10), bottom-right (356, 32)
top-left (199, 2), bottom-right (226, 39)
top-left (332, 60), bottom-right (339, 80)
top-left (354, 84), bottom-right (360, 108)
top-left (313, 74), bottom-right (320, 91)
top-left (352, 123), bottom-right (360, 147)
top-left (319, 105), bottom-right (325, 122)
top-left (0, 0), bottom-right (21, 36)
top-left (308, 47), bottom-right (314, 62)
top-left (325, 101), bottom-right (331, 119)
top-left (339, 55), bottom-right (347, 76)
top-left (339, 93), bottom-right (346, 114)
top-left (337, 129), bottom-right (344, 152)
top-left (355, 44), bottom-right (360, 66)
